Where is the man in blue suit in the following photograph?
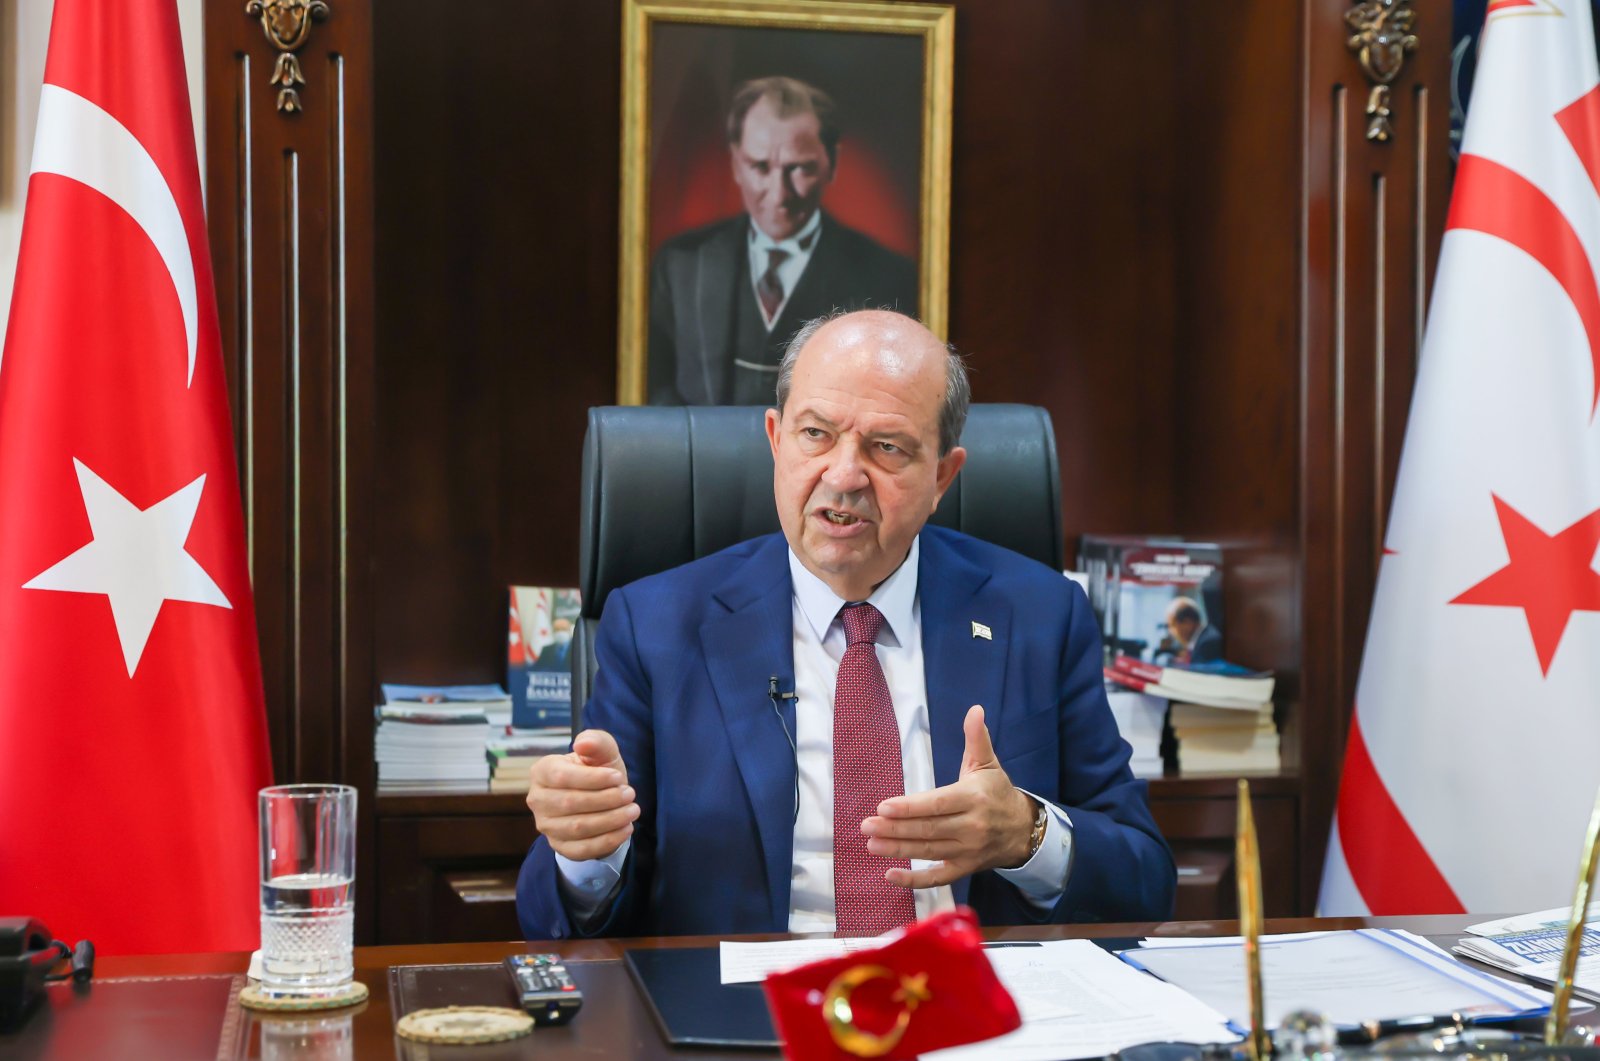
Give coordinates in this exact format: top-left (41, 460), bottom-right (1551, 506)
top-left (517, 310), bottom-right (1174, 939)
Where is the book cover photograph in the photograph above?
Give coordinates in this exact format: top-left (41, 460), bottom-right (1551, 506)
top-left (509, 586), bottom-right (582, 730)
top-left (1078, 536), bottom-right (1224, 665)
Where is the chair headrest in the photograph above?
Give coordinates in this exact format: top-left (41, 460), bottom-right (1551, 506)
top-left (578, 404), bottom-right (1062, 618)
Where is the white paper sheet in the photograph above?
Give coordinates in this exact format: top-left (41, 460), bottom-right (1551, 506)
top-left (1124, 928), bottom-right (1550, 1030)
top-left (718, 937), bottom-right (882, 984)
top-left (1140, 932), bottom-right (1333, 948)
top-left (923, 940), bottom-right (1238, 1061)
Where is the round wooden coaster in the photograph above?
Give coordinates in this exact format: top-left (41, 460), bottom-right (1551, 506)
top-left (394, 1006), bottom-right (535, 1044)
top-left (239, 980), bottom-right (369, 1011)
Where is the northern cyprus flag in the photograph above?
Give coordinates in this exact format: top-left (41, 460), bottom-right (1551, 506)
top-left (1320, 0), bottom-right (1600, 915)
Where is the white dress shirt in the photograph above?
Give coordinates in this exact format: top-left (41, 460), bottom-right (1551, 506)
top-left (745, 208), bottom-right (822, 332)
top-left (555, 538), bottom-right (1075, 927)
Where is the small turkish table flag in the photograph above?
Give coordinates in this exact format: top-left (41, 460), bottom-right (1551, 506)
top-left (761, 908), bottom-right (1021, 1061)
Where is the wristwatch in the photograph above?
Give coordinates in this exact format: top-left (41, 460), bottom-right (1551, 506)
top-left (1025, 797), bottom-right (1049, 860)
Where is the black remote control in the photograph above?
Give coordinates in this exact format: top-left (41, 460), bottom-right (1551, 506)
top-left (504, 953), bottom-right (583, 1026)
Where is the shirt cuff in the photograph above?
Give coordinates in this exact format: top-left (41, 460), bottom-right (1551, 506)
top-left (992, 790), bottom-right (1074, 910)
top-left (554, 839), bottom-right (630, 922)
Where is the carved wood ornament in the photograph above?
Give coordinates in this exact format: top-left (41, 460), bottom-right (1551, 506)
top-left (1345, 0), bottom-right (1418, 143)
top-left (244, 0), bottom-right (331, 114)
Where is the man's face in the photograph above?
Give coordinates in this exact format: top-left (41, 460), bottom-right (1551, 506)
top-left (765, 315), bottom-right (966, 601)
top-left (730, 97), bottom-right (834, 241)
top-left (1168, 616), bottom-right (1198, 645)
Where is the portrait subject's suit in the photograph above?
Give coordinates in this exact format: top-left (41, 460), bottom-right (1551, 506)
top-left (1188, 623), bottom-right (1223, 664)
top-left (515, 526), bottom-right (1177, 940)
top-left (646, 213), bottom-right (918, 405)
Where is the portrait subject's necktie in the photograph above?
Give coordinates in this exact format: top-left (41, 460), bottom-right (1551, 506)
top-left (831, 603), bottom-right (916, 933)
top-left (756, 247), bottom-right (790, 324)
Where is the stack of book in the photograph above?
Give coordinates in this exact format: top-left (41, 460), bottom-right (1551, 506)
top-left (1104, 656), bottom-right (1278, 776)
top-left (1102, 685), bottom-right (1166, 778)
top-left (487, 729), bottom-right (572, 794)
top-left (374, 684), bottom-right (508, 793)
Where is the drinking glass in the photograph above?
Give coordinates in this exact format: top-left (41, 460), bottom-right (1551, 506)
top-left (258, 784), bottom-right (357, 997)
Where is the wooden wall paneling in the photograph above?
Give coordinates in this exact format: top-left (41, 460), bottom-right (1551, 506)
top-left (946, 2), bottom-right (1184, 544)
top-left (1297, 0), bottom-right (1451, 911)
top-left (371, 0), bottom-right (621, 686)
top-left (1165, 0), bottom-right (1304, 716)
top-left (206, 0), bottom-right (378, 941)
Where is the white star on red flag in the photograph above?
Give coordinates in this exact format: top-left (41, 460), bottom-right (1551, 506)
top-left (23, 459), bottom-right (231, 677)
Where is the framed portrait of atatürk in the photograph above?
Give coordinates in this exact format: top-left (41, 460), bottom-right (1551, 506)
top-left (617, 0), bottom-right (954, 405)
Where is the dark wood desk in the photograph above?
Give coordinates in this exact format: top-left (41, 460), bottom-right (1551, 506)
top-left (0, 916), bottom-right (1549, 1060)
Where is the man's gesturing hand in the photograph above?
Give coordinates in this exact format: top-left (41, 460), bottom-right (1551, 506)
top-left (859, 705), bottom-right (1037, 889)
top-left (526, 728), bottom-right (640, 862)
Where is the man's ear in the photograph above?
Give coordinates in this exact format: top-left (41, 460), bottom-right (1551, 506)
top-left (765, 408), bottom-right (782, 458)
top-left (932, 446), bottom-right (967, 507)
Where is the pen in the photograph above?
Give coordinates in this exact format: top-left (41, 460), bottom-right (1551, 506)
top-left (1339, 1012), bottom-right (1465, 1045)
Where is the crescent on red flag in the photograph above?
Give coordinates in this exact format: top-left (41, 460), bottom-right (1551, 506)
top-left (1446, 154), bottom-right (1600, 416)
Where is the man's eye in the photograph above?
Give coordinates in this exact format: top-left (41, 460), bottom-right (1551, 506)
top-left (878, 442), bottom-right (901, 454)
top-left (802, 427), bottom-right (826, 439)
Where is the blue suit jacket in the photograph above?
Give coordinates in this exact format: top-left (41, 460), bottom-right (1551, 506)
top-left (516, 527), bottom-right (1175, 939)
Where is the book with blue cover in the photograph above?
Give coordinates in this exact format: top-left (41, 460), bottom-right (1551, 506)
top-left (508, 586), bottom-right (582, 730)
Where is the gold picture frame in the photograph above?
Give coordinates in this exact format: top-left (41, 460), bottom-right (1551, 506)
top-left (618, 0), bottom-right (955, 405)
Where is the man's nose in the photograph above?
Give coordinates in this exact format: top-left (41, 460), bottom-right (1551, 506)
top-left (821, 437), bottom-right (870, 493)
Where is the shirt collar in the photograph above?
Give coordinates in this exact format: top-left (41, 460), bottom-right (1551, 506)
top-left (788, 535), bottom-right (920, 647)
top-left (749, 208), bottom-right (823, 257)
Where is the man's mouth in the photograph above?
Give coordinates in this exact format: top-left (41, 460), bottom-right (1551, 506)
top-left (821, 508), bottom-right (862, 526)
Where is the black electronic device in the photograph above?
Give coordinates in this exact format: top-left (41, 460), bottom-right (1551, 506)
top-left (504, 953), bottom-right (583, 1026)
top-left (0, 917), bottom-right (69, 1032)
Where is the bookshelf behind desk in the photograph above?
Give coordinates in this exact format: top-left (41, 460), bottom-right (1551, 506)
top-left (375, 792), bottom-right (534, 945)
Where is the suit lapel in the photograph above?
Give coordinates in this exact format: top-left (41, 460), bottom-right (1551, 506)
top-left (690, 220), bottom-right (743, 402)
top-left (918, 531), bottom-right (1011, 905)
top-left (700, 535), bottom-right (797, 930)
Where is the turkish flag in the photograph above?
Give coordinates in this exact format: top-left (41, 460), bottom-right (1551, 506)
top-left (761, 909), bottom-right (1020, 1061)
top-left (1320, 0), bottom-right (1600, 914)
top-left (0, 1), bottom-right (272, 953)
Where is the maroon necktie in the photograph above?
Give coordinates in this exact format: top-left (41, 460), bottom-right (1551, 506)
top-left (756, 248), bottom-right (789, 323)
top-left (832, 603), bottom-right (916, 933)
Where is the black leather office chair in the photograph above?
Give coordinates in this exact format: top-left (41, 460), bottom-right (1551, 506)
top-left (570, 404), bottom-right (1063, 721)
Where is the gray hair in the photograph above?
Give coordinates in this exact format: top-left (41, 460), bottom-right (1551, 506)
top-left (726, 77), bottom-right (841, 169)
top-left (774, 311), bottom-right (971, 457)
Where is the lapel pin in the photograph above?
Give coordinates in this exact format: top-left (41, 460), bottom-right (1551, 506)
top-left (971, 621), bottom-right (992, 640)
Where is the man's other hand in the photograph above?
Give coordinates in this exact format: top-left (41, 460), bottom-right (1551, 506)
top-left (860, 705), bottom-right (1037, 889)
top-left (527, 728), bottom-right (640, 862)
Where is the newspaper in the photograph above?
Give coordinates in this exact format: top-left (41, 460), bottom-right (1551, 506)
top-left (1454, 903), bottom-right (1600, 1002)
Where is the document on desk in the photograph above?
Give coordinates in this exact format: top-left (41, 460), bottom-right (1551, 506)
top-left (720, 938), bottom-right (882, 984)
top-left (1456, 905), bottom-right (1600, 1002)
top-left (922, 940), bottom-right (1238, 1061)
top-left (1123, 929), bottom-right (1552, 1030)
